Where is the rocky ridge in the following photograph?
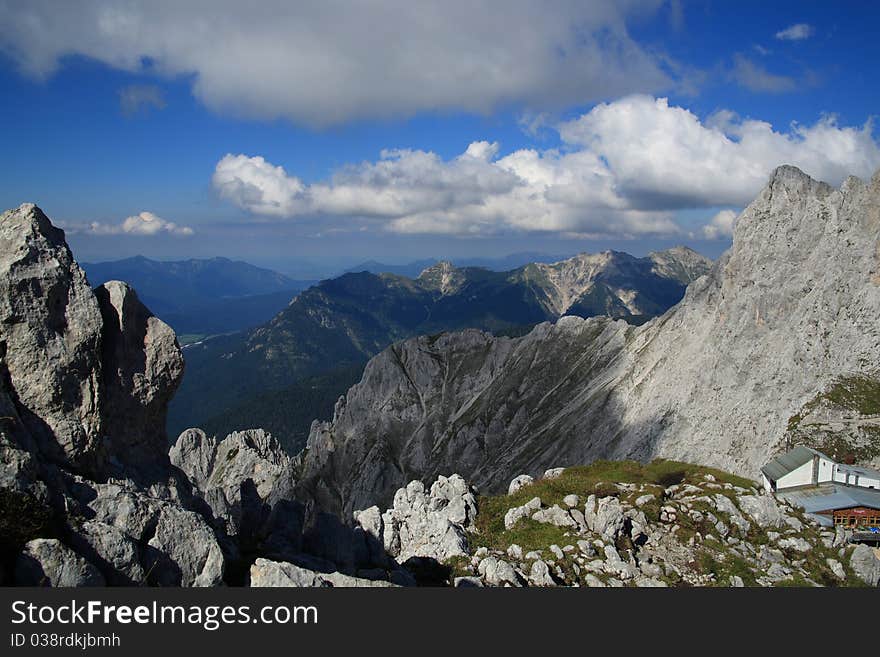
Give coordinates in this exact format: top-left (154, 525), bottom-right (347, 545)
top-left (295, 166), bottom-right (880, 516)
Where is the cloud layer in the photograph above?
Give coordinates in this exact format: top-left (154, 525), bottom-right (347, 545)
top-left (212, 96), bottom-right (880, 238)
top-left (0, 1), bottom-right (672, 126)
top-left (65, 212), bottom-right (194, 237)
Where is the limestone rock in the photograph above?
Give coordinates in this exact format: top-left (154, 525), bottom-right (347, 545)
top-left (0, 205), bottom-right (184, 479)
top-left (584, 495), bottom-right (626, 539)
top-left (507, 474), bottom-right (534, 495)
top-left (0, 204), bottom-right (104, 469)
top-left (171, 428), bottom-right (297, 544)
top-left (850, 544), bottom-right (880, 586)
top-left (504, 496), bottom-right (542, 530)
top-left (738, 495), bottom-right (784, 529)
top-left (477, 556), bottom-right (522, 587)
top-left (248, 558), bottom-right (396, 587)
top-left (368, 474), bottom-right (477, 563)
top-left (528, 559), bottom-right (556, 587)
top-left (68, 520), bottom-right (146, 586)
top-left (94, 280), bottom-right (183, 476)
top-left (15, 538), bottom-right (105, 587)
top-left (145, 504), bottom-right (225, 587)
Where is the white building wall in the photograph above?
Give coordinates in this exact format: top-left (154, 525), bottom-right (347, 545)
top-left (831, 466), bottom-right (880, 489)
top-left (776, 462), bottom-right (816, 489)
top-left (816, 457), bottom-right (835, 483)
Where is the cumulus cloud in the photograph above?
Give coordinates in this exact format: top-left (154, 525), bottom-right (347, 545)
top-left (65, 212), bottom-right (194, 236)
top-left (0, 1), bottom-right (672, 126)
top-left (701, 209), bottom-right (738, 240)
top-left (212, 96), bottom-right (880, 238)
top-left (557, 96), bottom-right (880, 209)
top-left (775, 23), bottom-right (814, 41)
top-left (730, 54), bottom-right (796, 93)
top-left (118, 84), bottom-right (166, 116)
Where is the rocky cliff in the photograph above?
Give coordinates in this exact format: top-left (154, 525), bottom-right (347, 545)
top-left (296, 166), bottom-right (880, 517)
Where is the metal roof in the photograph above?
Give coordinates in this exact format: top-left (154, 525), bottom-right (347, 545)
top-left (778, 483), bottom-right (880, 515)
top-left (760, 445), bottom-right (831, 482)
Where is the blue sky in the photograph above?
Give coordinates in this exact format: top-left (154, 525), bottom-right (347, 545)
top-left (0, 1), bottom-right (878, 277)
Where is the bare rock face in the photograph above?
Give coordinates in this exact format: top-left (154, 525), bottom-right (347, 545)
top-left (171, 428), bottom-right (301, 556)
top-left (0, 204), bottom-right (104, 469)
top-left (849, 543), bottom-right (880, 587)
top-left (15, 538), bottom-right (105, 587)
top-left (354, 474), bottom-right (477, 564)
top-left (248, 558), bottom-right (396, 588)
top-left (0, 204), bottom-right (183, 479)
top-left (95, 280), bottom-right (184, 476)
top-left (296, 166), bottom-right (880, 515)
top-left (145, 504), bottom-right (225, 587)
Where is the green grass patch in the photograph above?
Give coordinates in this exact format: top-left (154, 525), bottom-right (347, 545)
top-left (823, 376), bottom-right (880, 415)
top-left (472, 459), bottom-right (757, 554)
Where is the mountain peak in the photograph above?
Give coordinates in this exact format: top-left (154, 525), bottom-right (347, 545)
top-left (417, 260), bottom-right (465, 295)
top-left (2, 203), bottom-right (68, 255)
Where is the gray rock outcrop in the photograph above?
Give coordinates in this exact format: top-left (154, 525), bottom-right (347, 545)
top-left (0, 205), bottom-right (184, 479)
top-left (249, 558), bottom-right (396, 588)
top-left (850, 544), bottom-right (880, 586)
top-left (364, 475), bottom-right (477, 564)
top-left (15, 538), bottom-right (105, 587)
top-left (170, 428), bottom-right (298, 548)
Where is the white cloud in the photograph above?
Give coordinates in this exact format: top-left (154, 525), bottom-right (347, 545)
top-left (65, 212), bottom-right (194, 236)
top-left (0, 1), bottom-right (671, 126)
top-left (557, 96), bottom-right (880, 209)
top-left (701, 209), bottom-right (737, 240)
top-left (212, 96), bottom-right (880, 238)
top-left (775, 23), bottom-right (815, 41)
top-left (118, 84), bottom-right (166, 116)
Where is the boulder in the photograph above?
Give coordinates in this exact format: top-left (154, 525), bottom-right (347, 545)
top-left (477, 556), bottom-right (522, 587)
top-left (531, 504), bottom-right (577, 528)
top-left (584, 495), bottom-right (626, 539)
top-left (507, 474), bottom-right (534, 495)
top-left (68, 520), bottom-right (145, 586)
top-left (528, 559), bottom-right (556, 587)
top-left (145, 505), bottom-right (225, 587)
top-left (850, 544), bottom-right (880, 587)
top-left (737, 495), bottom-right (784, 529)
top-left (370, 474), bottom-right (477, 563)
top-left (248, 558), bottom-right (395, 587)
top-left (15, 538), bottom-right (105, 587)
top-left (504, 496), bottom-right (542, 530)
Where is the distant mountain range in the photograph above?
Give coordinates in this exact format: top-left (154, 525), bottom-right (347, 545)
top-left (169, 247), bottom-right (712, 450)
top-left (343, 252), bottom-right (576, 278)
top-left (82, 256), bottom-right (312, 338)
